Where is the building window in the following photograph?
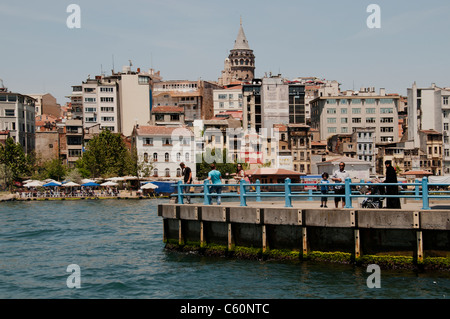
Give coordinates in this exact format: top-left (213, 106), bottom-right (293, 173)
top-left (153, 153), bottom-right (158, 162)
top-left (327, 127), bottom-right (337, 133)
top-left (352, 118), bottom-right (362, 123)
top-left (144, 152), bottom-right (148, 162)
top-left (444, 123), bottom-right (449, 131)
top-left (185, 153), bottom-right (190, 162)
top-left (144, 138), bottom-right (153, 145)
top-left (100, 97), bottom-right (114, 103)
top-left (165, 168), bottom-right (170, 177)
top-left (177, 152), bottom-right (181, 161)
top-left (352, 108), bottom-right (361, 114)
top-left (327, 108), bottom-right (336, 114)
top-left (443, 97), bottom-right (449, 105)
top-left (153, 168), bottom-right (158, 177)
top-left (177, 168), bottom-right (182, 177)
top-left (163, 138), bottom-right (172, 145)
top-left (4, 109), bottom-right (15, 117)
top-left (165, 152), bottom-right (169, 162)
top-left (366, 108), bottom-right (376, 114)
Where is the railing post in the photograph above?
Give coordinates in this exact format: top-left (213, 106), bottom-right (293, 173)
top-left (177, 180), bottom-right (184, 204)
top-left (240, 179), bottom-right (247, 207)
top-left (308, 188), bottom-right (313, 201)
top-left (415, 179), bottom-right (420, 200)
top-left (285, 178), bottom-right (292, 208)
top-left (255, 179), bottom-right (261, 202)
top-left (344, 177), bottom-right (353, 208)
top-left (203, 179), bottom-right (211, 205)
top-left (421, 177), bottom-right (430, 210)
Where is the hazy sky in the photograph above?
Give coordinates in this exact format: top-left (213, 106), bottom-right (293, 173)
top-left (1, 0), bottom-right (450, 104)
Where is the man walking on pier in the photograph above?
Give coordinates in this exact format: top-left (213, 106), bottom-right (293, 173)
top-left (331, 162), bottom-right (350, 208)
top-left (180, 162), bottom-right (192, 204)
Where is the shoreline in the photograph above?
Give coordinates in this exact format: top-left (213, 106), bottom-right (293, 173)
top-left (0, 193), bottom-right (169, 202)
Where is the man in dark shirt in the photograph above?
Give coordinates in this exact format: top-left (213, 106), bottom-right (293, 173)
top-left (180, 162), bottom-right (192, 204)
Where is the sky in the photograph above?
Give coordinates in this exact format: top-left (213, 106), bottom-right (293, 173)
top-left (1, 0), bottom-right (450, 104)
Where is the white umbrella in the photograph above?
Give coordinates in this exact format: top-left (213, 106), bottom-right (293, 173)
top-left (106, 177), bottom-right (125, 182)
top-left (24, 180), bottom-right (44, 187)
top-left (140, 182), bottom-right (158, 190)
top-left (81, 179), bottom-right (96, 184)
top-left (101, 181), bottom-right (119, 186)
top-left (62, 181), bottom-right (80, 187)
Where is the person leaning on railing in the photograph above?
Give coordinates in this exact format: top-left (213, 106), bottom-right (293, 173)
top-left (207, 163), bottom-right (222, 205)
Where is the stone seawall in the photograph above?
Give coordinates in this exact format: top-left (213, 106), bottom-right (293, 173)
top-left (158, 204), bottom-right (450, 270)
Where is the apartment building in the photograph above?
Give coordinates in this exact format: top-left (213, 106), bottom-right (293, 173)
top-left (310, 88), bottom-right (400, 144)
top-left (288, 124), bottom-right (311, 174)
top-left (132, 125), bottom-right (196, 180)
top-left (242, 76), bottom-right (306, 131)
top-left (81, 77), bottom-right (119, 133)
top-left (213, 86), bottom-right (243, 116)
top-left (0, 88), bottom-right (35, 154)
top-left (29, 93), bottom-right (61, 118)
top-left (291, 77), bottom-right (340, 122)
top-left (407, 83), bottom-right (450, 174)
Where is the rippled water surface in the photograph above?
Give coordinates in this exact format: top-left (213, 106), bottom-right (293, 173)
top-left (0, 199), bottom-right (449, 299)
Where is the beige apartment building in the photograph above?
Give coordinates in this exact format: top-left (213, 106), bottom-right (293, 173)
top-left (310, 88), bottom-right (401, 144)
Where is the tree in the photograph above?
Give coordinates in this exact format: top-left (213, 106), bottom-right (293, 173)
top-left (76, 130), bottom-right (134, 178)
top-left (0, 137), bottom-right (33, 189)
top-left (196, 148), bottom-right (243, 180)
top-left (42, 159), bottom-right (67, 181)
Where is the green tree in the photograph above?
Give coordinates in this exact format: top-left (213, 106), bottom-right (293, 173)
top-left (196, 148), bottom-right (242, 180)
top-left (42, 159), bottom-right (67, 181)
top-left (76, 130), bottom-right (134, 178)
top-left (0, 137), bottom-right (33, 189)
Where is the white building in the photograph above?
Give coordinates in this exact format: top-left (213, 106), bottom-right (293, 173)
top-left (407, 82), bottom-right (450, 174)
top-left (0, 89), bottom-right (35, 153)
top-left (133, 125), bottom-right (196, 180)
top-left (316, 156), bottom-right (371, 181)
top-left (81, 77), bottom-right (119, 133)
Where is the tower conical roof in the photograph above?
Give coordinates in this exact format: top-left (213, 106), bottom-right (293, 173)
top-left (233, 19), bottom-right (250, 50)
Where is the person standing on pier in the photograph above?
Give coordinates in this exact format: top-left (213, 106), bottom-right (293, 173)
top-left (180, 162), bottom-right (192, 204)
top-left (384, 160), bottom-right (401, 209)
top-left (207, 163), bottom-right (222, 205)
top-left (331, 162), bottom-right (350, 208)
top-left (320, 172), bottom-right (330, 208)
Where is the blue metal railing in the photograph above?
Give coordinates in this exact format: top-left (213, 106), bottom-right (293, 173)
top-left (173, 177), bottom-right (448, 210)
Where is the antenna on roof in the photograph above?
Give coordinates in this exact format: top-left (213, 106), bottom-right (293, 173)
top-left (112, 54), bottom-right (115, 73)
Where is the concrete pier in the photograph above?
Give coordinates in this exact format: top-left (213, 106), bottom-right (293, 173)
top-left (158, 201), bottom-right (450, 270)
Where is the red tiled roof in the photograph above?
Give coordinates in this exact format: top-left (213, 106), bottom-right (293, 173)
top-left (136, 125), bottom-right (192, 136)
top-left (152, 106), bottom-right (184, 113)
top-left (402, 170), bottom-right (433, 175)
